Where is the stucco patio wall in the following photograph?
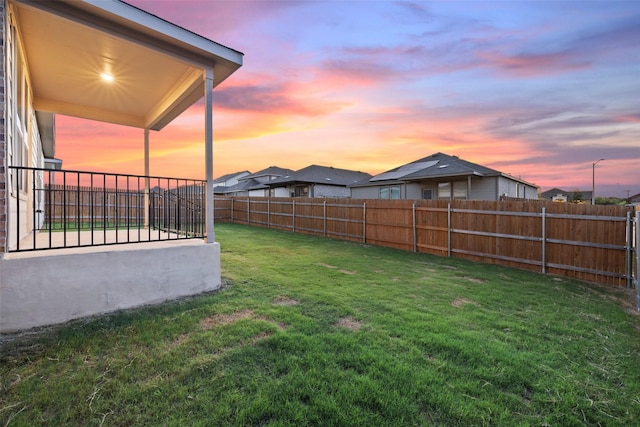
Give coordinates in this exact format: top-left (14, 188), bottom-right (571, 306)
top-left (0, 241), bottom-right (221, 332)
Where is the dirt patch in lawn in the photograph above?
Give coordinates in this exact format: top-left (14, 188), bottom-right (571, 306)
top-left (170, 333), bottom-right (191, 348)
top-left (460, 276), bottom-right (486, 284)
top-left (200, 309), bottom-right (255, 329)
top-left (199, 309), bottom-right (288, 333)
top-left (317, 262), bottom-right (338, 269)
top-left (273, 296), bottom-right (299, 306)
top-left (251, 331), bottom-right (274, 343)
top-left (257, 315), bottom-right (288, 330)
top-left (339, 269), bottom-right (357, 275)
top-left (588, 284), bottom-right (639, 319)
top-left (451, 298), bottom-right (477, 308)
top-left (317, 263), bottom-right (355, 275)
top-left (336, 317), bottom-right (362, 331)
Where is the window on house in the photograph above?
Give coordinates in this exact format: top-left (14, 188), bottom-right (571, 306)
top-left (389, 186), bottom-right (400, 199)
top-left (11, 32), bottom-right (29, 194)
top-left (422, 189), bottom-right (432, 200)
top-left (294, 185), bottom-right (309, 197)
top-left (453, 181), bottom-right (467, 200)
top-left (437, 182), bottom-right (451, 199)
top-left (379, 186), bottom-right (401, 199)
top-left (16, 43), bottom-right (25, 128)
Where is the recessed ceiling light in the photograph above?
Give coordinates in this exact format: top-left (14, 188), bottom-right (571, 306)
top-left (100, 72), bottom-right (114, 83)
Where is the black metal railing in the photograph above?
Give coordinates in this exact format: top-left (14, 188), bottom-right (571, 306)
top-left (8, 166), bottom-right (206, 252)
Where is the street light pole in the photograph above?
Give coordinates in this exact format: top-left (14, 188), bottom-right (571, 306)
top-left (592, 158), bottom-right (604, 205)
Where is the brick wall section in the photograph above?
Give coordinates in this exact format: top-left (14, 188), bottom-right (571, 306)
top-left (0, 2), bottom-right (6, 253)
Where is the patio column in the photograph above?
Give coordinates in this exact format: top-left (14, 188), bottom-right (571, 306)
top-left (204, 68), bottom-right (214, 243)
top-left (144, 129), bottom-right (150, 228)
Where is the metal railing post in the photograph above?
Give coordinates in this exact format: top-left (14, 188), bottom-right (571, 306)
top-left (63, 171), bottom-right (67, 247)
top-left (542, 207), bottom-right (547, 274)
top-left (32, 169), bottom-right (36, 250)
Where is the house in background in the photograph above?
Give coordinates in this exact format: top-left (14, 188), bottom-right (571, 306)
top-left (540, 188), bottom-right (592, 203)
top-left (216, 166), bottom-right (294, 197)
top-left (266, 165), bottom-right (372, 198)
top-left (1, 0), bottom-right (243, 331)
top-left (212, 170), bottom-right (251, 194)
top-left (350, 152), bottom-right (538, 201)
top-left (628, 192), bottom-right (640, 206)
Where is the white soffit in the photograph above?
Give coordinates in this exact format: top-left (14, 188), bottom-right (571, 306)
top-left (11, 0), bottom-right (243, 131)
top-left (371, 160), bottom-right (440, 182)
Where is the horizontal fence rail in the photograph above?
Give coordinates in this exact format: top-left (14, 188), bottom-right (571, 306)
top-left (214, 197), bottom-right (638, 288)
top-left (9, 166), bottom-right (206, 252)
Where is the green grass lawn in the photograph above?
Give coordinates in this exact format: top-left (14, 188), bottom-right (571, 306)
top-left (1, 223), bottom-right (639, 426)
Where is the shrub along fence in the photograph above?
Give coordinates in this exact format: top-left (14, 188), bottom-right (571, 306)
top-left (214, 197), bottom-right (638, 288)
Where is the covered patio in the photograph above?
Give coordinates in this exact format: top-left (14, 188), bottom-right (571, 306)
top-left (1, 0), bottom-right (243, 331)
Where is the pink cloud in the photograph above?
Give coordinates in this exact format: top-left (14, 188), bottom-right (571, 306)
top-left (476, 51), bottom-right (591, 77)
top-left (213, 83), bottom-right (347, 117)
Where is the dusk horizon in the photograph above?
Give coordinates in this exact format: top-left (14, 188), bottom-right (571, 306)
top-left (55, 0), bottom-right (639, 198)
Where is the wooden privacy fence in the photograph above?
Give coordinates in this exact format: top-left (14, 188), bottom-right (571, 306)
top-left (44, 184), bottom-right (146, 228)
top-left (214, 197), bottom-right (637, 287)
top-left (43, 183), bottom-right (205, 234)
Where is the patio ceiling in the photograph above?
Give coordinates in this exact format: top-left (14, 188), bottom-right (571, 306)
top-left (11, 0), bottom-right (243, 131)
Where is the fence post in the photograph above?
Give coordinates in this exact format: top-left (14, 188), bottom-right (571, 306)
top-left (323, 200), bottom-right (327, 238)
top-left (412, 203), bottom-right (417, 253)
top-left (633, 210), bottom-right (640, 311)
top-left (447, 203), bottom-right (451, 257)
top-left (231, 197), bottom-right (234, 223)
top-left (363, 201), bottom-right (366, 244)
top-left (247, 198), bottom-right (251, 225)
top-left (292, 200), bottom-right (296, 233)
top-left (626, 211), bottom-right (632, 288)
top-left (542, 207), bottom-right (546, 274)
top-left (268, 199), bottom-right (271, 228)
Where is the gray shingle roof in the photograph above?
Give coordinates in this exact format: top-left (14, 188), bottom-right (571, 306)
top-left (267, 165), bottom-right (372, 187)
top-left (214, 178), bottom-right (261, 194)
top-left (371, 152), bottom-right (498, 182)
top-left (354, 152), bottom-right (536, 188)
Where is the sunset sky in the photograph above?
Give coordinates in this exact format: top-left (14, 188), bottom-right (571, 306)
top-left (55, 0), bottom-right (640, 198)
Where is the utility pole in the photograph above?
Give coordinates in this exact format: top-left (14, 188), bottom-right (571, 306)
top-left (592, 158), bottom-right (604, 205)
